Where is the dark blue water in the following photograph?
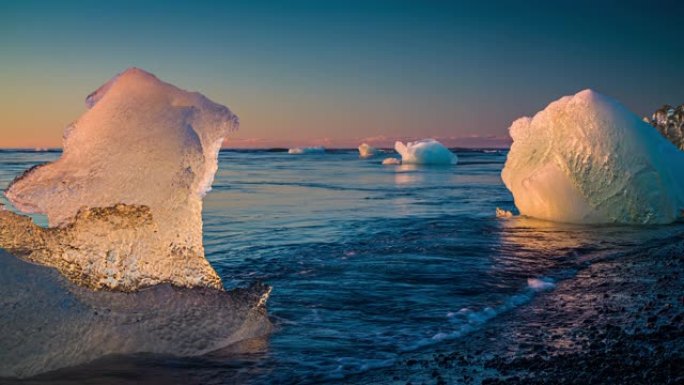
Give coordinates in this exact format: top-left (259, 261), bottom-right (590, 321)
top-left (2, 149), bottom-right (683, 384)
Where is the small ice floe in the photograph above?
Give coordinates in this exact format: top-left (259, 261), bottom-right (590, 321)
top-left (527, 277), bottom-right (556, 291)
top-left (394, 139), bottom-right (457, 165)
top-left (496, 207), bottom-right (513, 218)
top-left (358, 143), bottom-right (378, 158)
top-left (288, 146), bottom-right (326, 154)
top-left (382, 157), bottom-right (401, 165)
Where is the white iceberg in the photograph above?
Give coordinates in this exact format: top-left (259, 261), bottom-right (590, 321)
top-left (358, 143), bottom-right (378, 158)
top-left (3, 68), bottom-right (238, 291)
top-left (394, 139), bottom-right (458, 165)
top-left (288, 146), bottom-right (326, 154)
top-left (382, 157), bottom-right (401, 165)
top-left (502, 89), bottom-right (684, 224)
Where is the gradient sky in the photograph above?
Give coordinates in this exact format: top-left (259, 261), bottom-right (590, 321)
top-left (1, 0), bottom-right (683, 148)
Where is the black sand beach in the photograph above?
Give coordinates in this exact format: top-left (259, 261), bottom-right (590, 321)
top-left (360, 234), bottom-right (684, 385)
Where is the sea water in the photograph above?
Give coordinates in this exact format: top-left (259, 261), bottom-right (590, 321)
top-left (1, 148), bottom-right (682, 384)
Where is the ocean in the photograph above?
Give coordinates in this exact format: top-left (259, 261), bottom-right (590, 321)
top-left (1, 149), bottom-right (682, 384)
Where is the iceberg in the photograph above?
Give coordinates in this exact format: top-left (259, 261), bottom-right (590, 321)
top-left (646, 104), bottom-right (684, 150)
top-left (382, 157), bottom-right (401, 165)
top-left (394, 139), bottom-right (458, 165)
top-left (3, 68), bottom-right (236, 291)
top-left (288, 146), bottom-right (326, 154)
top-left (0, 69), bottom-right (273, 377)
top-left (502, 89), bottom-right (684, 224)
top-left (358, 143), bottom-right (378, 158)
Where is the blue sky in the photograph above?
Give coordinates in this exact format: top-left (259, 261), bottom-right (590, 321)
top-left (1, 0), bottom-right (683, 147)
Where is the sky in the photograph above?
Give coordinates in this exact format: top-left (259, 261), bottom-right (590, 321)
top-left (1, 0), bottom-right (683, 148)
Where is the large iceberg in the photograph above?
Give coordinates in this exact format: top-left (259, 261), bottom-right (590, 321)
top-left (0, 69), bottom-right (273, 377)
top-left (358, 143), bottom-right (379, 158)
top-left (646, 104), bottom-right (684, 150)
top-left (502, 89), bottom-right (684, 224)
top-left (3, 68), bottom-right (236, 291)
top-left (394, 139), bottom-right (458, 165)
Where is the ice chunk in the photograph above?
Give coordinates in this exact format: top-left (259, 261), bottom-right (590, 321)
top-left (382, 157), bottom-right (401, 165)
top-left (358, 143), bottom-right (378, 158)
top-left (495, 207), bottom-right (513, 218)
top-left (394, 139), bottom-right (458, 165)
top-left (0, 249), bottom-right (272, 378)
top-left (288, 146), bottom-right (326, 154)
top-left (646, 104), bottom-right (684, 150)
top-left (2, 68), bottom-right (238, 290)
top-left (502, 89), bottom-right (684, 224)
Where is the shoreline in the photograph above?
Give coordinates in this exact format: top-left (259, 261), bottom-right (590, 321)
top-left (359, 235), bottom-right (684, 384)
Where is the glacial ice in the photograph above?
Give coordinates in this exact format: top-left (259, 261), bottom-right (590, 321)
top-left (0, 249), bottom-right (272, 378)
top-left (2, 68), bottom-right (238, 290)
top-left (358, 143), bottom-right (378, 158)
top-left (502, 89), bottom-right (684, 224)
top-left (288, 146), bottom-right (326, 154)
top-left (394, 139), bottom-right (458, 165)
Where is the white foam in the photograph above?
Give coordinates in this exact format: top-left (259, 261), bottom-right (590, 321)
top-left (394, 139), bottom-right (457, 165)
top-left (527, 277), bottom-right (556, 291)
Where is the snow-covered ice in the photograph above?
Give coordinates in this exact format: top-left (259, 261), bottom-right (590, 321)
top-left (3, 68), bottom-right (238, 291)
top-left (394, 139), bottom-right (457, 165)
top-left (502, 89), bottom-right (684, 224)
top-left (358, 143), bottom-right (378, 158)
top-left (288, 146), bottom-right (326, 154)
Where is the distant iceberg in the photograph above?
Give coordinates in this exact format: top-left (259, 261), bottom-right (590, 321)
top-left (394, 139), bottom-right (458, 165)
top-left (502, 89), bottom-right (684, 224)
top-left (382, 157), bottom-right (401, 165)
top-left (288, 146), bottom-right (326, 154)
top-left (358, 143), bottom-right (378, 158)
top-left (3, 67), bottom-right (236, 291)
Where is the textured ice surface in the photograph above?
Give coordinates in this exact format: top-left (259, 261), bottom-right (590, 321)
top-left (288, 146), bottom-right (326, 154)
top-left (0, 250), bottom-right (272, 378)
top-left (394, 139), bottom-right (457, 165)
top-left (502, 89), bottom-right (684, 224)
top-left (2, 68), bottom-right (238, 290)
top-left (358, 143), bottom-right (378, 158)
top-left (382, 157), bottom-right (401, 165)
top-left (647, 104), bottom-right (684, 150)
